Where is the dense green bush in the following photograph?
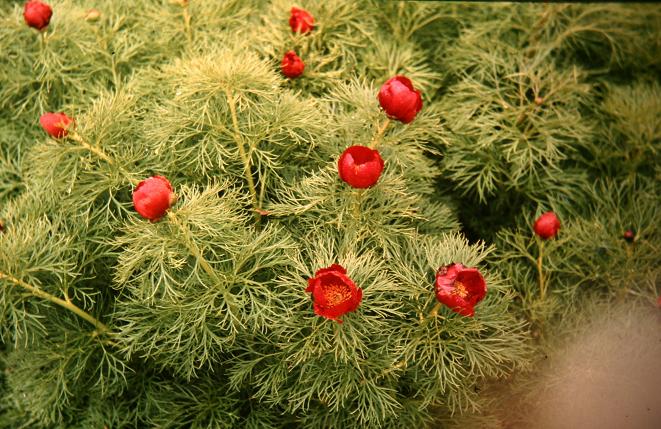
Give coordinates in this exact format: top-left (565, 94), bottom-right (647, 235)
top-left (1, 1), bottom-right (659, 428)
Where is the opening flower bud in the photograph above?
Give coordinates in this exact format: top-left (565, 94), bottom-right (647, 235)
top-left (24, 1), bottom-right (52, 31)
top-left (306, 264), bottom-right (362, 323)
top-left (281, 50), bottom-right (305, 78)
top-left (435, 263), bottom-right (487, 317)
top-left (338, 145), bottom-right (384, 189)
top-left (378, 76), bottom-right (423, 124)
top-left (132, 176), bottom-right (176, 222)
top-left (533, 212), bottom-right (561, 240)
top-left (623, 228), bottom-right (635, 243)
top-left (39, 112), bottom-right (74, 139)
top-left (289, 7), bottom-right (314, 34)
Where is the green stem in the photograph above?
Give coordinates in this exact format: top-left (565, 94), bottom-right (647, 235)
top-left (182, 1), bottom-right (193, 47)
top-left (39, 31), bottom-right (46, 54)
top-left (370, 358), bottom-right (408, 384)
top-left (419, 302), bottom-right (443, 327)
top-left (0, 271), bottom-right (111, 334)
top-left (69, 132), bottom-right (114, 165)
top-left (167, 212), bottom-right (240, 319)
top-left (368, 118), bottom-right (391, 149)
top-left (67, 132), bottom-right (139, 186)
top-left (225, 88), bottom-right (261, 222)
top-left (352, 189), bottom-right (363, 219)
top-left (537, 240), bottom-right (546, 301)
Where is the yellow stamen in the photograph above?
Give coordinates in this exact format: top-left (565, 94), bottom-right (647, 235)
top-left (452, 281), bottom-right (468, 299)
top-left (323, 283), bottom-right (351, 307)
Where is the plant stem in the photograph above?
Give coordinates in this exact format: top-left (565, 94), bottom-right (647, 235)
top-left (69, 132), bottom-right (114, 165)
top-left (39, 31), bottom-right (46, 54)
top-left (182, 1), bottom-right (193, 47)
top-left (368, 118), bottom-right (391, 149)
top-left (420, 302), bottom-right (443, 326)
top-left (537, 240), bottom-right (546, 301)
top-left (67, 132), bottom-right (139, 186)
top-left (167, 212), bottom-right (240, 320)
top-left (352, 189), bottom-right (363, 218)
top-left (375, 359), bottom-right (407, 381)
top-left (225, 88), bottom-right (261, 222)
top-left (0, 271), bottom-right (111, 334)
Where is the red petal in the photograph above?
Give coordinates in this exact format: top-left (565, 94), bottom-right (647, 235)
top-left (307, 264), bottom-right (362, 322)
top-left (534, 212), bottom-right (561, 239)
top-left (456, 269), bottom-right (487, 303)
top-left (378, 76), bottom-right (423, 124)
top-left (133, 176), bottom-right (174, 221)
top-left (39, 112), bottom-right (73, 138)
top-left (338, 146), bottom-right (384, 189)
top-left (314, 263), bottom-right (347, 277)
top-left (435, 263), bottom-right (486, 317)
top-left (306, 277), bottom-right (317, 293)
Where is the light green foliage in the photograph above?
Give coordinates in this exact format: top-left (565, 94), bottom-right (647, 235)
top-left (587, 80), bottom-right (661, 182)
top-left (142, 48), bottom-right (327, 189)
top-left (495, 179), bottom-right (660, 326)
top-left (0, 213), bottom-right (80, 345)
top-left (437, 9), bottom-right (596, 203)
top-left (114, 183), bottom-right (299, 379)
top-left (0, 1), bottom-right (659, 429)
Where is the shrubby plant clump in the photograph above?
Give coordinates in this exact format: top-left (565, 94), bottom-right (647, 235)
top-left (1, 1), bottom-right (659, 428)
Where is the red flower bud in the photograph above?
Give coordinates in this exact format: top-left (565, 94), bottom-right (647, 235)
top-left (281, 50), bottom-right (305, 78)
top-left (306, 264), bottom-right (362, 323)
top-left (378, 76), bottom-right (423, 124)
top-left (289, 7), bottom-right (314, 34)
top-left (623, 228), bottom-right (635, 243)
top-left (24, 1), bottom-right (52, 31)
top-left (533, 211), bottom-right (561, 240)
top-left (39, 112), bottom-right (73, 138)
top-left (435, 263), bottom-right (487, 317)
top-left (132, 176), bottom-right (177, 222)
top-left (338, 145), bottom-right (384, 189)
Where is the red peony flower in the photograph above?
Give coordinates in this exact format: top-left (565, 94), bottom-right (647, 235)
top-left (289, 7), bottom-right (314, 34)
top-left (39, 112), bottom-right (74, 138)
top-left (281, 50), bottom-right (305, 78)
top-left (132, 176), bottom-right (177, 222)
top-left (24, 1), bottom-right (52, 31)
top-left (435, 263), bottom-right (487, 317)
top-left (306, 264), bottom-right (362, 323)
top-left (378, 76), bottom-right (423, 124)
top-left (338, 145), bottom-right (385, 189)
top-left (533, 211), bottom-right (561, 240)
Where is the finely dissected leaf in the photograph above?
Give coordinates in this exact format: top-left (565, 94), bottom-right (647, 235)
top-left (1, 2), bottom-right (658, 428)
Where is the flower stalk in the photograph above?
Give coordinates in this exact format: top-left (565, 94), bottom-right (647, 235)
top-left (225, 88), bottom-right (261, 222)
top-left (368, 118), bottom-right (390, 149)
top-left (536, 239), bottom-right (546, 301)
top-left (39, 30), bottom-right (46, 53)
top-left (68, 131), bottom-right (114, 165)
top-left (182, 0), bottom-right (193, 47)
top-left (67, 132), bottom-right (139, 186)
top-left (167, 211), bottom-right (241, 324)
top-left (419, 302), bottom-right (443, 326)
top-left (0, 270), bottom-right (112, 335)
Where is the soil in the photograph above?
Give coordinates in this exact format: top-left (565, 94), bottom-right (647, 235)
top-left (487, 303), bottom-right (661, 429)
